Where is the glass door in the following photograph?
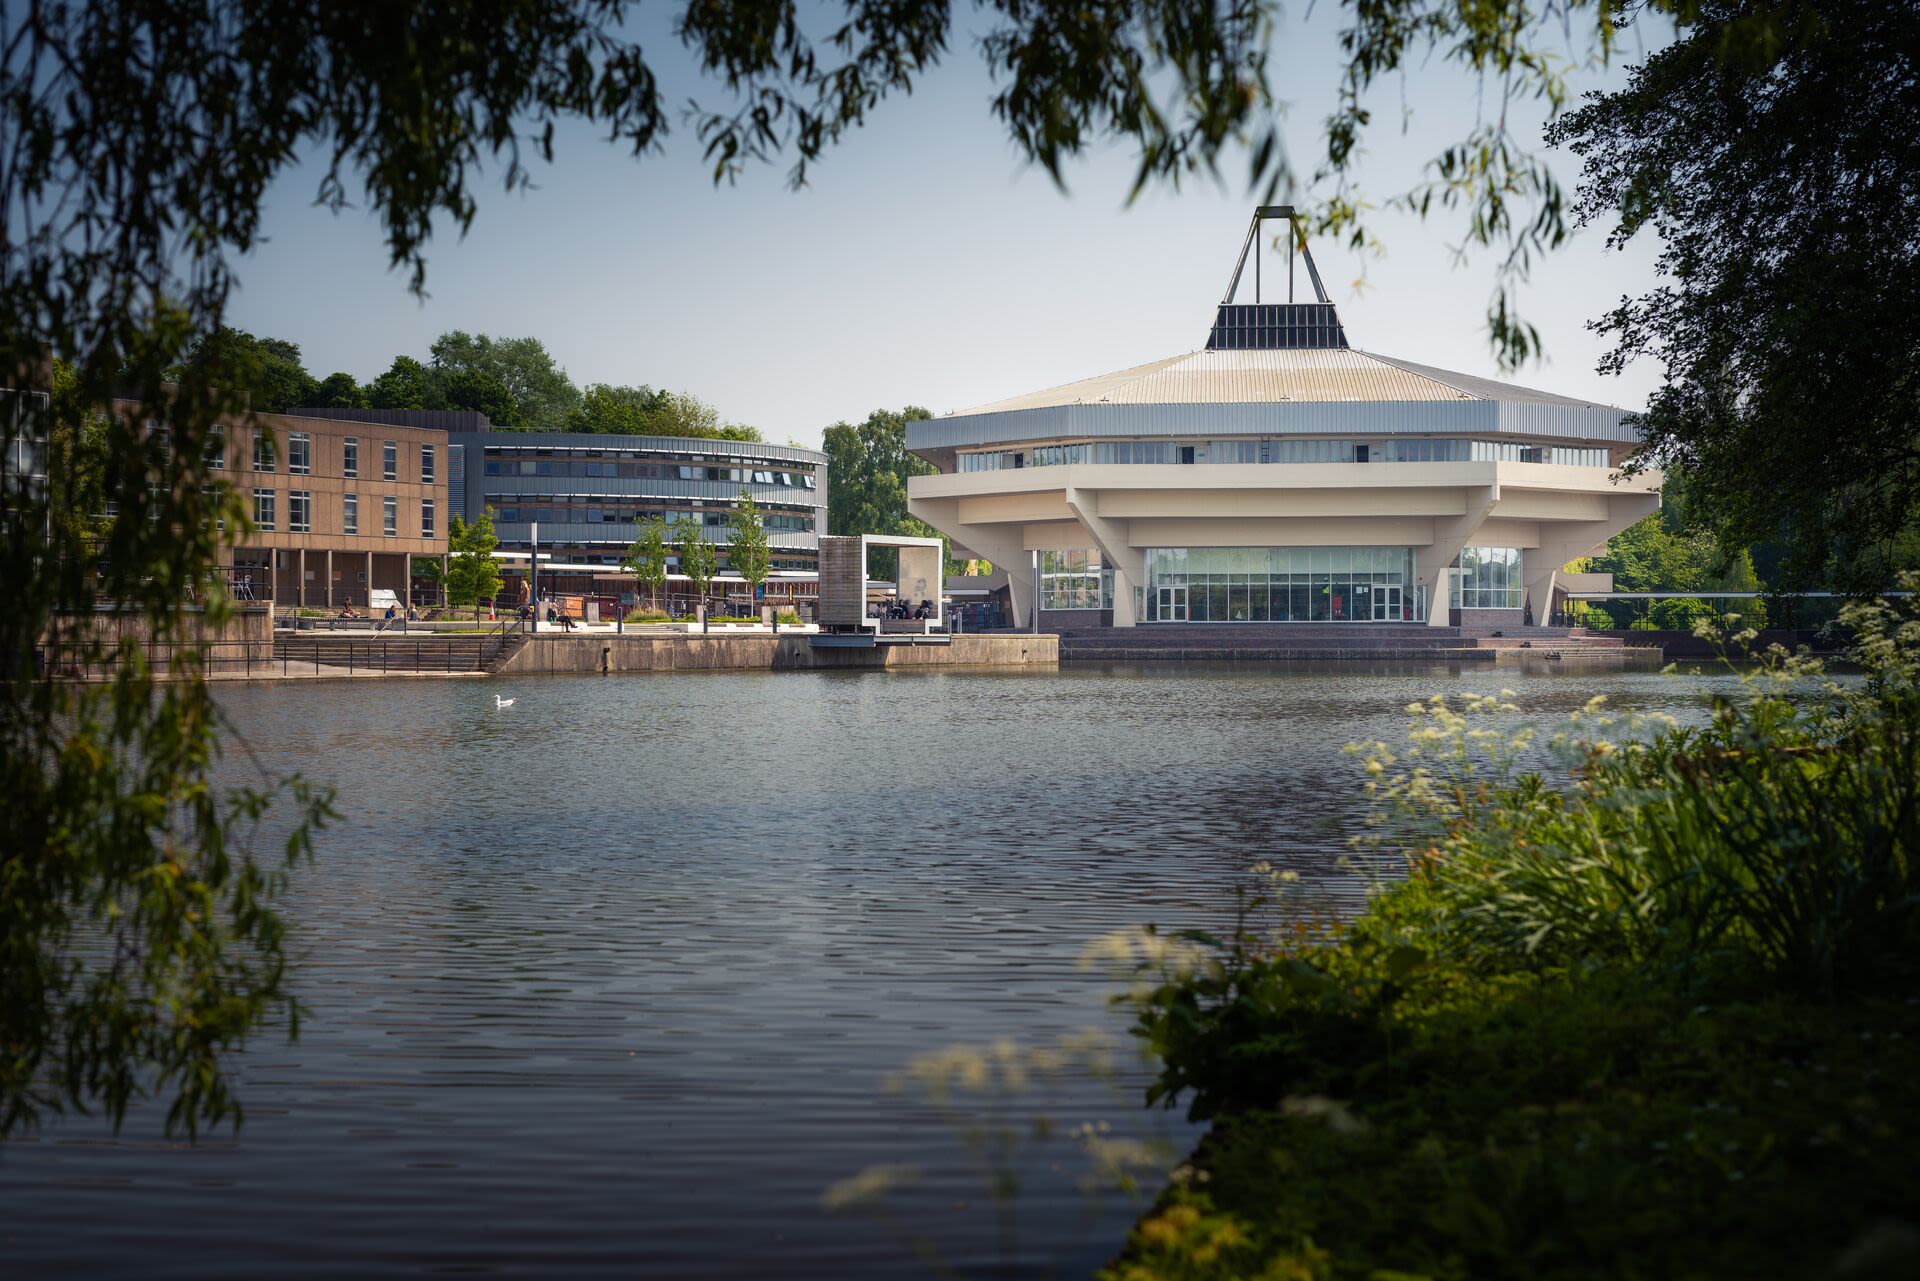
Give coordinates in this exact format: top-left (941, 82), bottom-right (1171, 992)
top-left (1375, 585), bottom-right (1401, 622)
top-left (1156, 585), bottom-right (1187, 621)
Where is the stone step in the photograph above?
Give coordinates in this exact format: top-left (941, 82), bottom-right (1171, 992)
top-left (271, 635), bottom-right (497, 672)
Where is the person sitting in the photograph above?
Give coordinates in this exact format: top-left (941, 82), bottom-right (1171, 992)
top-left (338, 603), bottom-right (359, 619)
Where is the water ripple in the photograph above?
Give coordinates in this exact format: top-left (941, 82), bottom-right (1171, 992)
top-left (0, 663), bottom-right (1741, 1279)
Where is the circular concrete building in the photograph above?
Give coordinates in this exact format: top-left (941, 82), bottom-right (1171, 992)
top-left (906, 210), bottom-right (1659, 630)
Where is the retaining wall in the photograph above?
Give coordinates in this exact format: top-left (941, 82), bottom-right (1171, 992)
top-left (499, 633), bottom-right (1057, 675)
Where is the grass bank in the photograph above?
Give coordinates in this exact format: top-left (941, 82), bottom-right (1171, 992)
top-left (1103, 594), bottom-right (1920, 1281)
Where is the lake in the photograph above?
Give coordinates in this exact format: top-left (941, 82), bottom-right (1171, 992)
top-left (0, 662), bottom-right (1746, 1279)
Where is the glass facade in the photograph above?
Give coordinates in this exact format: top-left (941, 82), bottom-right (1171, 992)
top-left (957, 438), bottom-right (1610, 470)
top-left (1145, 546), bottom-right (1420, 623)
top-left (1451, 546), bottom-right (1524, 610)
top-left (456, 432), bottom-right (827, 576)
top-left (1038, 549), bottom-right (1114, 611)
top-left (480, 457), bottom-right (814, 487)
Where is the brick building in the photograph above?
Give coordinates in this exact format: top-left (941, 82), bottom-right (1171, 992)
top-left (213, 409), bottom-right (451, 608)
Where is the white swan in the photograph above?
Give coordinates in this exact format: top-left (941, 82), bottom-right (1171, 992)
top-left (494, 695), bottom-right (515, 709)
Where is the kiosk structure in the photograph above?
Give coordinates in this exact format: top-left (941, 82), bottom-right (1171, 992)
top-left (811, 534), bottom-right (948, 647)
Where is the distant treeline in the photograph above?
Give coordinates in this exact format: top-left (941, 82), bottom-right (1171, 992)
top-left (177, 327), bottom-right (762, 441)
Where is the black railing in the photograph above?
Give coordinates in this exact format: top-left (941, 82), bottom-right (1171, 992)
top-left (478, 614), bottom-right (527, 669)
top-left (34, 635), bottom-right (508, 679)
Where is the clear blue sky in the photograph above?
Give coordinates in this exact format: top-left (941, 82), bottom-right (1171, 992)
top-left (223, 7), bottom-right (1673, 448)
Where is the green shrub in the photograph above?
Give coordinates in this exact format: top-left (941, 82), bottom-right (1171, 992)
top-left (624, 609), bottom-right (670, 623)
top-left (1648, 595), bottom-right (1717, 630)
top-left (1104, 588), bottom-right (1920, 1280)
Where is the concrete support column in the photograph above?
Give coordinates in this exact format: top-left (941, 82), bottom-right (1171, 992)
top-left (365, 550), bottom-right (373, 607)
top-left (1064, 486), bottom-right (1144, 629)
top-left (268, 551), bottom-right (278, 607)
top-left (325, 549), bottom-right (334, 608)
top-left (1525, 496), bottom-right (1659, 625)
top-left (1006, 552), bottom-right (1037, 631)
top-left (1414, 484), bottom-right (1498, 627)
top-left (906, 498), bottom-right (1031, 628)
top-left (1110, 564), bottom-right (1139, 627)
top-left (297, 548), bottom-right (306, 609)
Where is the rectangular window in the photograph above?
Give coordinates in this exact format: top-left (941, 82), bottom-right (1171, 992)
top-left (1207, 440), bottom-right (1259, 464)
top-left (1143, 545), bottom-right (1418, 624)
top-left (420, 443), bottom-right (435, 482)
top-left (1039, 549), bottom-right (1105, 611)
top-left (252, 488), bottom-right (276, 531)
top-left (383, 495), bottom-right (397, 537)
top-left (287, 431), bottom-right (311, 475)
top-left (288, 490), bottom-right (311, 533)
top-left (383, 441), bottom-right (397, 481)
top-left (207, 427), bottom-right (225, 470)
top-left (421, 498), bottom-right (435, 539)
top-left (343, 493), bottom-right (358, 536)
top-left (343, 437), bottom-right (359, 478)
top-left (1451, 546), bottom-right (1525, 610)
top-left (253, 430), bottom-right (275, 472)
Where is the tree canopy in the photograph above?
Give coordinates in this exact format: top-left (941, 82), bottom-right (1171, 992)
top-left (187, 334), bottom-right (766, 442)
top-left (171, 328), bottom-right (318, 413)
top-left (445, 508), bottom-right (504, 611)
top-left (824, 407), bottom-right (935, 540)
top-left (623, 514), bottom-right (672, 608)
top-left (569, 382), bottom-right (761, 441)
top-left (429, 331), bottom-right (580, 431)
top-left (673, 513), bottom-right (718, 606)
top-left (1551, 0), bottom-right (1920, 591)
top-left (726, 491), bottom-right (772, 598)
top-left (823, 407), bottom-right (959, 575)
